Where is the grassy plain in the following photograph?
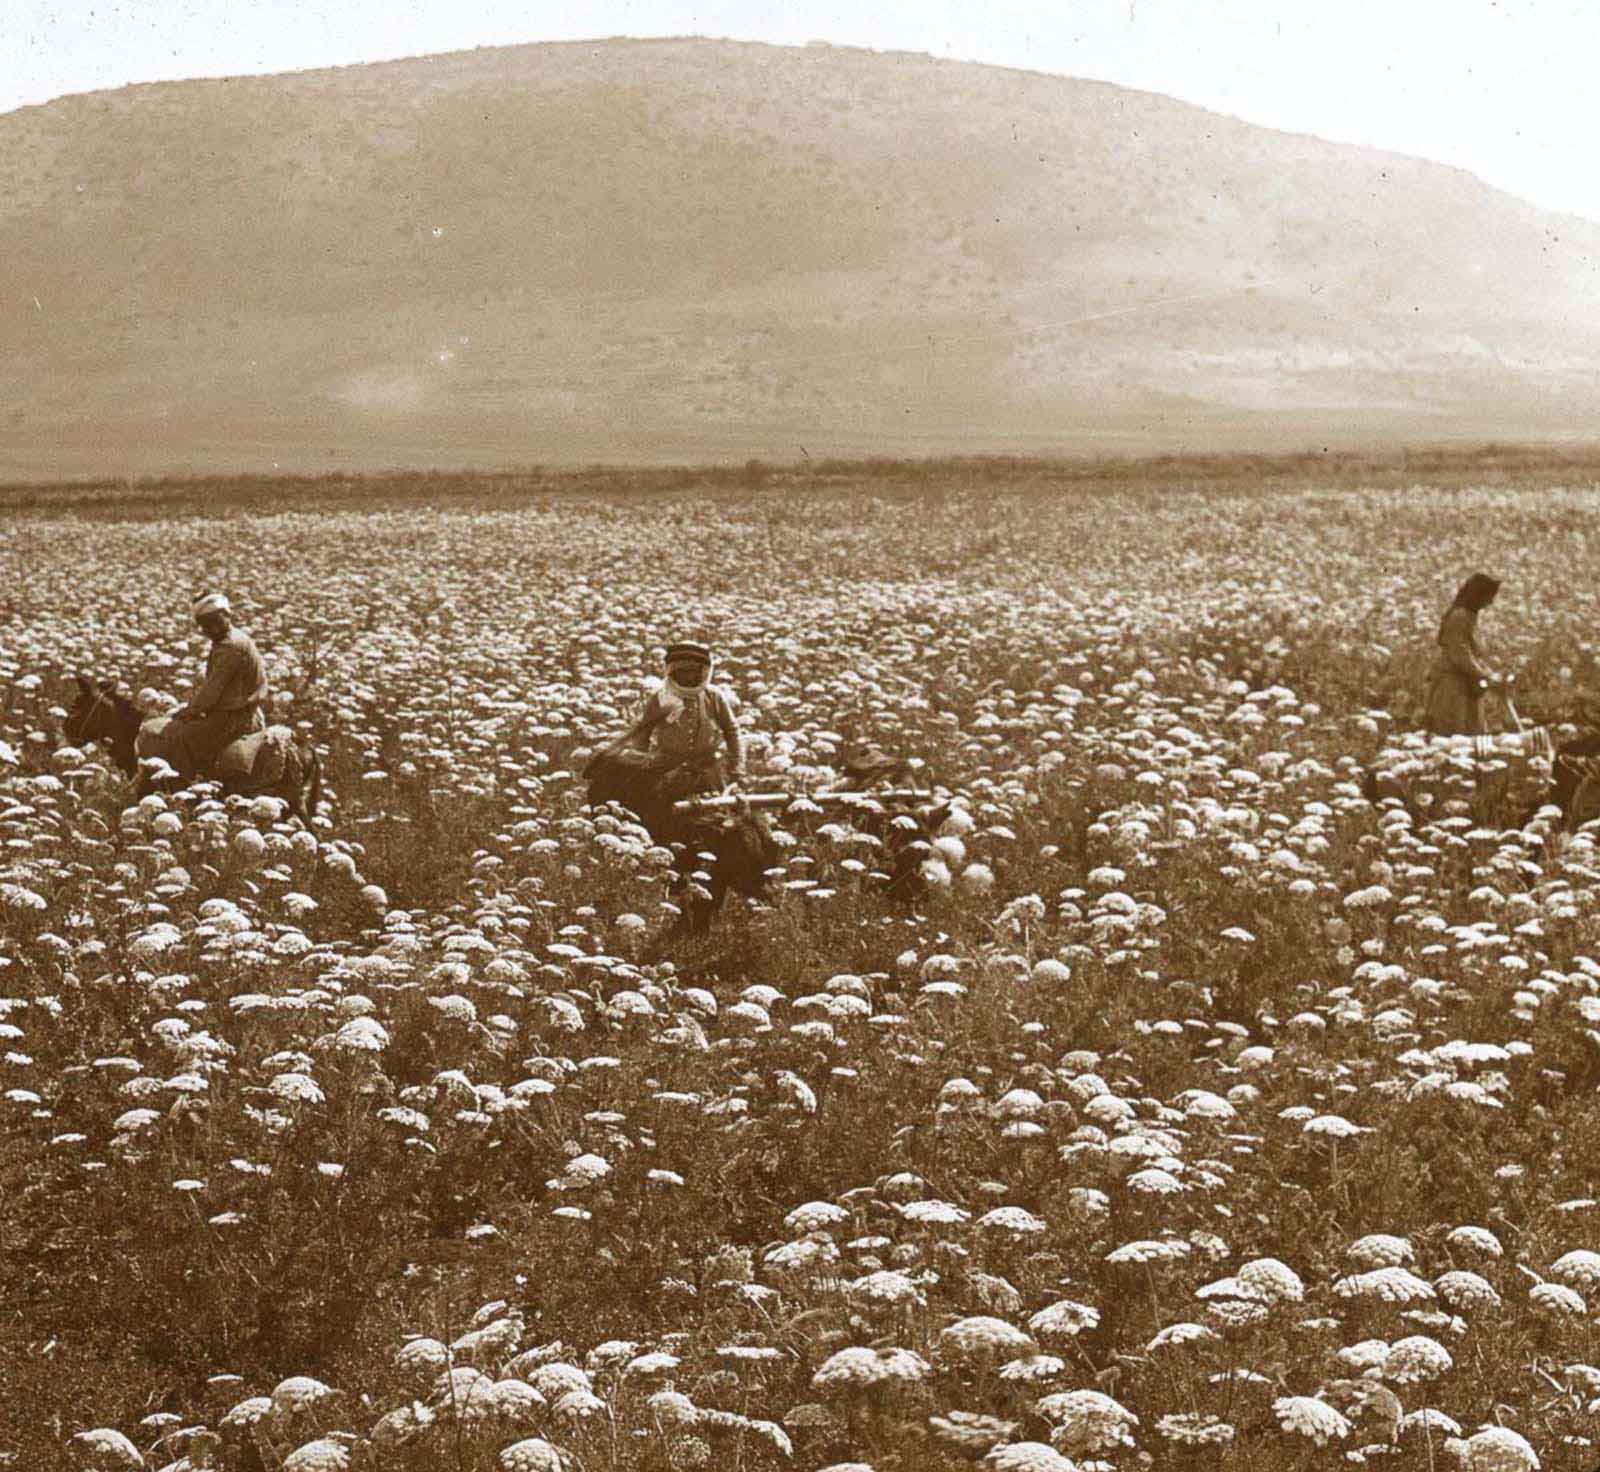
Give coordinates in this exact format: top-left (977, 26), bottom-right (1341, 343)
top-left (4, 452), bottom-right (1600, 1470)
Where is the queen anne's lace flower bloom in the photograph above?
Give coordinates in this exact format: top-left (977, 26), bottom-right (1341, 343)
top-left (551, 1388), bottom-right (606, 1422)
top-left (1446, 1225), bottom-right (1502, 1257)
top-left (220, 1397), bottom-right (273, 1431)
top-left (938, 1317), bottom-right (1035, 1363)
top-left (1106, 1238), bottom-right (1190, 1265)
top-left (997, 1354), bottom-right (1066, 1382)
top-left (499, 1439), bottom-right (566, 1472)
top-left (548, 1153), bottom-right (610, 1190)
top-left (847, 1270), bottom-right (923, 1308)
top-left (1435, 1270), bottom-right (1501, 1313)
top-left (785, 1200), bottom-right (850, 1234)
top-left (966, 1271), bottom-right (1023, 1314)
top-left (268, 1072), bottom-right (325, 1105)
top-left (977, 1206), bottom-right (1048, 1234)
top-left (451, 1313), bottom-right (522, 1363)
top-left (586, 1340), bottom-right (638, 1370)
top-left (270, 1376), bottom-right (337, 1418)
top-left (487, 1380), bottom-right (547, 1422)
top-left (369, 1402), bottom-right (434, 1448)
top-left (1564, 1364), bottom-right (1600, 1395)
top-left (623, 1352), bottom-right (680, 1380)
top-left (1206, 1298), bottom-right (1271, 1329)
top-left (1035, 1389), bottom-right (1139, 1455)
top-left (332, 1017), bottom-right (388, 1051)
top-left (1156, 1413), bottom-right (1235, 1445)
top-left (1062, 1190), bottom-right (1113, 1222)
top-left (1529, 1282), bottom-right (1586, 1317)
top-left (282, 1439), bottom-right (351, 1472)
top-left (982, 1444), bottom-right (1078, 1472)
top-left (1028, 1300), bottom-right (1100, 1339)
top-left (1336, 1340), bottom-right (1391, 1371)
top-left (1323, 1378), bottom-right (1403, 1441)
top-left (898, 1200), bottom-right (970, 1226)
top-left (1549, 1249), bottom-right (1600, 1291)
top-left (1347, 1233), bottom-right (1414, 1268)
top-left (649, 1391), bottom-right (699, 1430)
top-left (994, 1088), bottom-right (1044, 1118)
top-left (1382, 1335), bottom-right (1452, 1383)
top-left (1178, 1090), bottom-right (1236, 1121)
top-left (813, 1346), bottom-right (931, 1391)
top-left (1236, 1258), bottom-right (1304, 1303)
top-left (435, 1371), bottom-right (498, 1426)
top-left (1147, 1322), bottom-right (1219, 1351)
top-left (1196, 1275), bottom-right (1258, 1301)
top-left (1126, 1167), bottom-right (1184, 1194)
top-left (1400, 1408), bottom-right (1462, 1438)
top-left (1273, 1396), bottom-right (1351, 1446)
top-left (1447, 1427), bottom-right (1539, 1472)
top-left (527, 1363), bottom-right (592, 1400)
top-left (72, 1429), bottom-right (144, 1468)
top-left (929, 1411), bottom-right (1019, 1453)
top-left (1334, 1268), bottom-right (1436, 1303)
top-left (1303, 1114), bottom-right (1367, 1138)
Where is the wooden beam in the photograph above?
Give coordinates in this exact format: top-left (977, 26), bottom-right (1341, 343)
top-left (672, 788), bottom-right (933, 814)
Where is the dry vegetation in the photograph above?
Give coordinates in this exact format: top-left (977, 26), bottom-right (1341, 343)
top-left (4, 456), bottom-right (1600, 1471)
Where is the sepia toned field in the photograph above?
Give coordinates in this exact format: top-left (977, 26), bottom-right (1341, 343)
top-left (5, 458), bottom-right (1600, 1471)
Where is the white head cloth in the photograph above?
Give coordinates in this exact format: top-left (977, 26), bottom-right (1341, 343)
top-left (655, 653), bottom-right (716, 724)
top-left (192, 592), bottom-right (231, 618)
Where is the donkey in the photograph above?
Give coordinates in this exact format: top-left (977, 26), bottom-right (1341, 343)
top-left (1517, 732), bottom-right (1600, 830)
top-left (62, 674), bottom-right (324, 824)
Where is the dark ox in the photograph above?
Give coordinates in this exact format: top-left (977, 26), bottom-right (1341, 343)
top-left (1525, 733), bottom-right (1600, 828)
top-left (584, 748), bottom-right (780, 937)
top-left (1362, 731), bottom-right (1600, 832)
top-left (583, 749), bottom-right (953, 935)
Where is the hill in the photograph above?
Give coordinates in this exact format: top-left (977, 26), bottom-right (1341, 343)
top-left (5, 38), bottom-right (1600, 476)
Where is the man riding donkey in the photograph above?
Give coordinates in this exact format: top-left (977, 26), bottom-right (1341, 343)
top-left (166, 591), bottom-right (270, 777)
top-left (63, 591), bottom-right (322, 822)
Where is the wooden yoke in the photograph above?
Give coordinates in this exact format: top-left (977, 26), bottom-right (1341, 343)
top-left (672, 787), bottom-right (933, 815)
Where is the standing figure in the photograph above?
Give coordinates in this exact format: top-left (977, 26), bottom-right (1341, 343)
top-left (612, 640), bottom-right (746, 804)
top-left (1425, 573), bottom-right (1502, 736)
top-left (168, 591), bottom-right (269, 778)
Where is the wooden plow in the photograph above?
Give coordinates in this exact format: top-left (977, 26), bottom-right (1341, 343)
top-left (1368, 681), bottom-right (1558, 822)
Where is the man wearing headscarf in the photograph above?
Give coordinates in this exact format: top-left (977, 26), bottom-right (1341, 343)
top-left (1425, 572), bottom-right (1502, 736)
top-left (167, 592), bottom-right (269, 778)
top-left (617, 640), bottom-right (746, 802)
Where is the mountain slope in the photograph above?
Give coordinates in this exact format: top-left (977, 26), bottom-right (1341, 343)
top-left (5, 38), bottom-right (1600, 476)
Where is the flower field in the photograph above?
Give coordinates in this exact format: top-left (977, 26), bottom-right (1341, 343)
top-left (6, 463), bottom-right (1600, 1471)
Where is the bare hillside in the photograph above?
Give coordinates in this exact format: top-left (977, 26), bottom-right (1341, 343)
top-left (5, 38), bottom-right (1600, 476)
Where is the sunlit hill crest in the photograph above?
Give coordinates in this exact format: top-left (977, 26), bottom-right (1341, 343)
top-left (5, 36), bottom-right (1600, 476)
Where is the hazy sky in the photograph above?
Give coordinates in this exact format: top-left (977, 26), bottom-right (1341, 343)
top-left (9, 0), bottom-right (1600, 221)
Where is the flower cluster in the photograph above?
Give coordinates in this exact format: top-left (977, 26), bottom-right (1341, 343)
top-left (7, 475), bottom-right (1600, 1469)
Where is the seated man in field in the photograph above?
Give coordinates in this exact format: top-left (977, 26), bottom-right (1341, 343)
top-left (152, 591), bottom-right (270, 780)
top-left (595, 640), bottom-right (746, 809)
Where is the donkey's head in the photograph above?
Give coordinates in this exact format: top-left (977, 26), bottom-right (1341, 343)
top-left (62, 673), bottom-right (141, 751)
